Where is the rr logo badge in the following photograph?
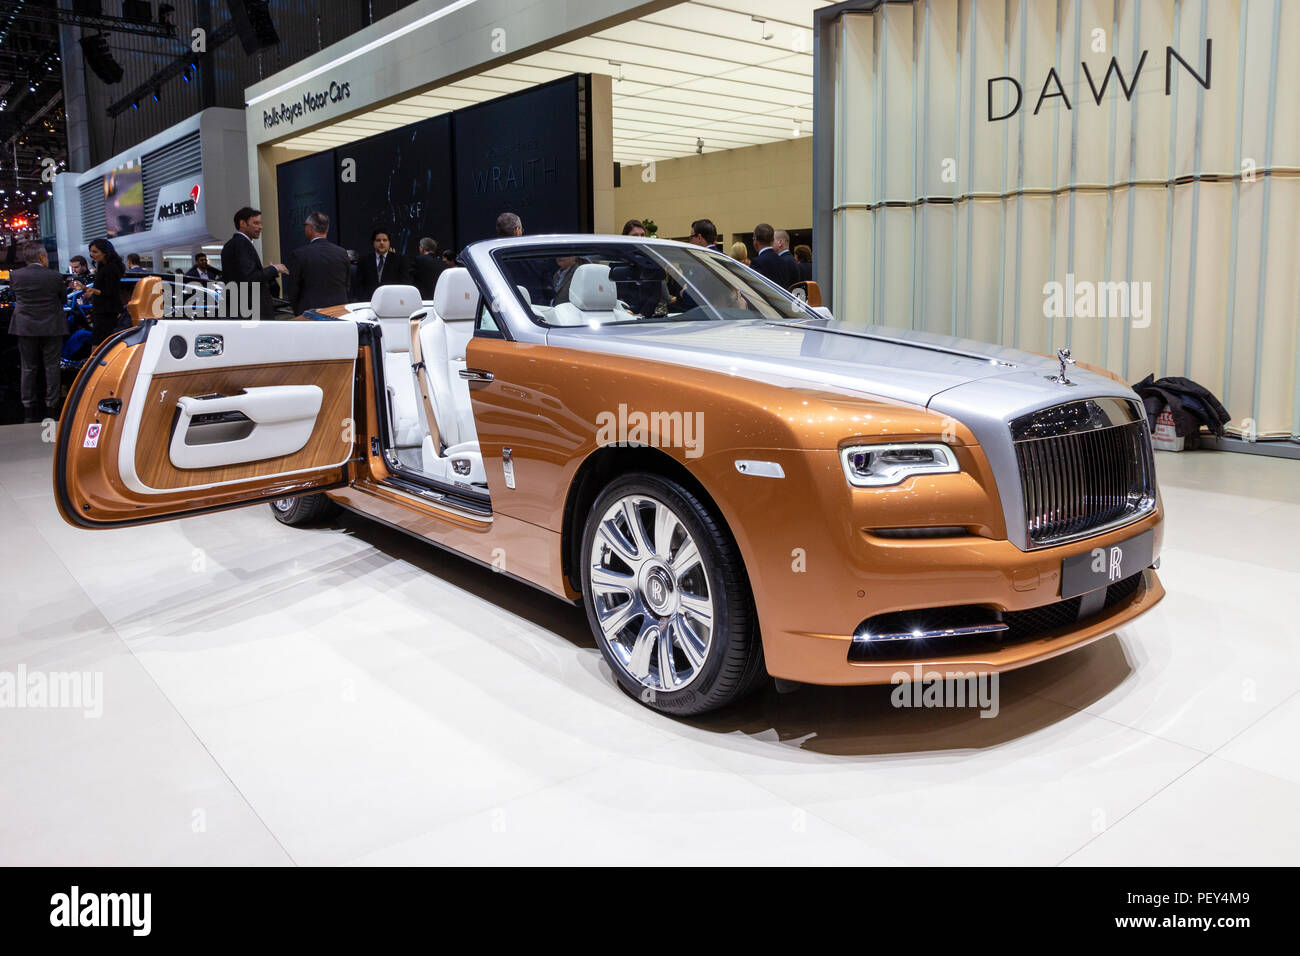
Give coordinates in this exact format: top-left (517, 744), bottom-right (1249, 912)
top-left (1091, 545), bottom-right (1124, 581)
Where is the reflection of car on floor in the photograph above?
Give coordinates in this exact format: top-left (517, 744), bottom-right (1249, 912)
top-left (53, 235), bottom-right (1165, 716)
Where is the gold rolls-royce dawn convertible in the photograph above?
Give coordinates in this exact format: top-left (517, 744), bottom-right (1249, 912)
top-left (53, 235), bottom-right (1164, 715)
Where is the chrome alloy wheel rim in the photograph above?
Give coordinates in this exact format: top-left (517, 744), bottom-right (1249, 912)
top-left (271, 498), bottom-right (294, 512)
top-left (588, 494), bottom-right (715, 692)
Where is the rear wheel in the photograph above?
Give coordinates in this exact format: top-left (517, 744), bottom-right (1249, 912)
top-left (580, 473), bottom-right (765, 715)
top-left (269, 493), bottom-right (339, 526)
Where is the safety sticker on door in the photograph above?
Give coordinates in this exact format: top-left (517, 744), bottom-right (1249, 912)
top-left (83, 423), bottom-right (102, 448)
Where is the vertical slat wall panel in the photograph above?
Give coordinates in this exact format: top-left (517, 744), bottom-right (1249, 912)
top-left (829, 0), bottom-right (1300, 440)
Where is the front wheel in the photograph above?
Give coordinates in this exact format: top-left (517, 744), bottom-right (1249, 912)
top-left (580, 474), bottom-right (765, 715)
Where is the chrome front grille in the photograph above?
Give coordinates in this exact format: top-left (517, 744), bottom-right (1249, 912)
top-left (1011, 398), bottom-right (1157, 547)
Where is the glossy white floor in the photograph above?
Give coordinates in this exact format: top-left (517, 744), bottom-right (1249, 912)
top-left (1, 422), bottom-right (1297, 866)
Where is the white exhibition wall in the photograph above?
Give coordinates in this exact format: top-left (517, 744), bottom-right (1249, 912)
top-left (825, 0), bottom-right (1299, 439)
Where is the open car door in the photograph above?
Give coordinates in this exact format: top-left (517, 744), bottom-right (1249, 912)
top-left (55, 317), bottom-right (359, 528)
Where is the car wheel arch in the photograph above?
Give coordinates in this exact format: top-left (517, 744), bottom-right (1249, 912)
top-left (561, 444), bottom-right (747, 597)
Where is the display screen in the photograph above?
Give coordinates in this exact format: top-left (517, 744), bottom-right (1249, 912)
top-left (277, 149), bottom-right (338, 256)
top-left (104, 159), bottom-right (144, 237)
top-left (452, 75), bottom-right (591, 245)
top-left (336, 113), bottom-right (453, 259)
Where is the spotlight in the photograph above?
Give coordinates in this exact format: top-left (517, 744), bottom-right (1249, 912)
top-left (131, 101), bottom-right (139, 110)
top-left (79, 32), bottom-right (123, 85)
top-left (151, 87), bottom-right (160, 102)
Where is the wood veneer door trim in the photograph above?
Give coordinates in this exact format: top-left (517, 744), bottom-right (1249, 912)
top-left (130, 359), bottom-right (355, 492)
top-left (54, 324), bottom-right (355, 529)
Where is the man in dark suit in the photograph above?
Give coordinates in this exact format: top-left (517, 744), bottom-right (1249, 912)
top-left (220, 206), bottom-right (287, 320)
top-left (687, 218), bottom-right (719, 252)
top-left (283, 212), bottom-right (352, 314)
top-left (184, 253), bottom-right (221, 282)
top-left (773, 230), bottom-right (801, 288)
top-left (749, 222), bottom-right (798, 289)
top-left (354, 228), bottom-right (410, 302)
top-left (409, 237), bottom-right (448, 300)
top-left (10, 242), bottom-right (67, 421)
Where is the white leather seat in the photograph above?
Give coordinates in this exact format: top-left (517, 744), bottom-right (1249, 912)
top-left (550, 263), bottom-right (630, 326)
top-left (369, 285), bottom-right (423, 448)
top-left (414, 269), bottom-right (486, 487)
top-left (518, 283), bottom-right (553, 322)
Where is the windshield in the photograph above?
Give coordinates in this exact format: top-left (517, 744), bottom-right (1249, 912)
top-left (491, 241), bottom-right (812, 328)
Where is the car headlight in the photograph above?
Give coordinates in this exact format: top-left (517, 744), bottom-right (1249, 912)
top-left (840, 443), bottom-right (959, 487)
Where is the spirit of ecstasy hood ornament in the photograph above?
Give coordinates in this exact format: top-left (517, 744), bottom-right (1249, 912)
top-left (1048, 347), bottom-right (1077, 386)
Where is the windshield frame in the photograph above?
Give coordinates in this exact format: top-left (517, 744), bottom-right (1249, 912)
top-left (486, 239), bottom-right (818, 331)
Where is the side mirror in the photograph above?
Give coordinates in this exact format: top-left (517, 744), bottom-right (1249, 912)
top-left (811, 305), bottom-right (833, 321)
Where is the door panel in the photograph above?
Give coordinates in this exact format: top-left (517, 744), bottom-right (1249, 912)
top-left (56, 319), bottom-right (359, 528)
top-left (129, 361), bottom-right (351, 491)
top-left (168, 385), bottom-right (323, 470)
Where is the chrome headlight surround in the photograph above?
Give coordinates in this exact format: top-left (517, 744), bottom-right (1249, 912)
top-left (840, 442), bottom-right (960, 487)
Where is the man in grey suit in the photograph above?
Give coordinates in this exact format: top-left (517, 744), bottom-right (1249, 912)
top-left (282, 211), bottom-right (352, 315)
top-left (9, 242), bottom-right (67, 421)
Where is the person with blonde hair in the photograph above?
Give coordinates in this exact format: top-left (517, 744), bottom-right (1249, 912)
top-left (730, 241), bottom-right (749, 266)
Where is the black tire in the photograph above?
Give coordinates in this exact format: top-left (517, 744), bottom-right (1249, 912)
top-left (269, 493), bottom-right (340, 526)
top-left (580, 473), bottom-right (765, 716)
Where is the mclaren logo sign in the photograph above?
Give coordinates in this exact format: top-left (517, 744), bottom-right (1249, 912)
top-left (986, 39), bottom-right (1211, 121)
top-left (157, 184), bottom-right (200, 221)
top-left (153, 178), bottom-right (203, 227)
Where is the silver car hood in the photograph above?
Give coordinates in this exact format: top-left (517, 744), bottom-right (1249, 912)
top-left (545, 317), bottom-right (1132, 412)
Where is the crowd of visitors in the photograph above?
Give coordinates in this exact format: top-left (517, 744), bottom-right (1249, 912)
top-left (4, 202), bottom-right (811, 423)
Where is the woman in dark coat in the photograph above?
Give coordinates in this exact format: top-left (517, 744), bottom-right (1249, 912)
top-left (86, 238), bottom-right (126, 346)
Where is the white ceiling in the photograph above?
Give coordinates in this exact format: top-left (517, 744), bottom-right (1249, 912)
top-left (276, 0), bottom-right (829, 165)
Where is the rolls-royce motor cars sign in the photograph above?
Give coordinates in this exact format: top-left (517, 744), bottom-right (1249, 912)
top-left (154, 179), bottom-right (202, 224)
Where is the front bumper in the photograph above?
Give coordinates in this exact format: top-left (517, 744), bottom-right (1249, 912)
top-left (767, 567), bottom-right (1163, 685)
top-left (696, 443), bottom-right (1165, 686)
top-left (757, 508), bottom-right (1165, 685)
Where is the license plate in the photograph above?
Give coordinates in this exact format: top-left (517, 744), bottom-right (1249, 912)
top-left (1060, 529), bottom-right (1155, 599)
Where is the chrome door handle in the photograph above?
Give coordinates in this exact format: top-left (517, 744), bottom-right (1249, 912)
top-left (459, 368), bottom-right (493, 383)
top-left (195, 334), bottom-right (223, 357)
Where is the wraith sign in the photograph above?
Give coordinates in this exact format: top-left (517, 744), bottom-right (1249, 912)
top-left (986, 39), bottom-right (1211, 121)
